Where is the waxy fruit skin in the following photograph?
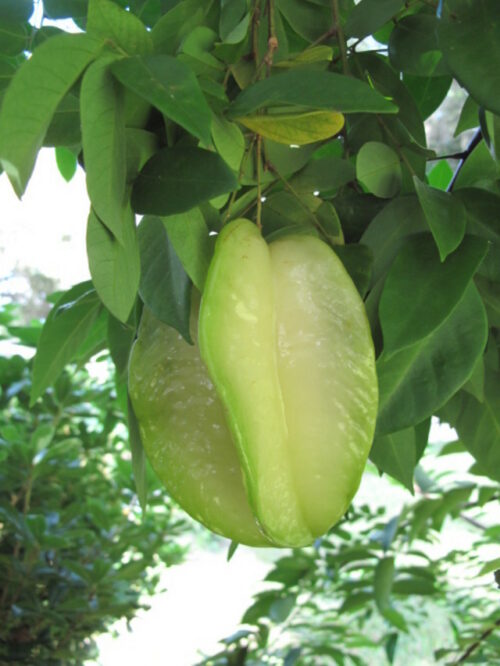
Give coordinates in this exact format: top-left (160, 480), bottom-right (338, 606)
top-left (129, 219), bottom-right (378, 547)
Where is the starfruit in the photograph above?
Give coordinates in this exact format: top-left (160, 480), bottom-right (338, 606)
top-left (129, 219), bottom-right (378, 547)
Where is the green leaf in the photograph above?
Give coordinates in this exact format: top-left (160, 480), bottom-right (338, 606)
top-left (290, 156), bottom-right (356, 194)
top-left (219, 0), bottom-right (246, 40)
top-left (137, 216), bottom-right (192, 342)
top-left (86, 208), bottom-right (140, 323)
top-left (125, 128), bottom-right (158, 182)
top-left (413, 178), bottom-right (466, 260)
top-left (87, 0), bottom-right (153, 55)
top-left (0, 0), bottom-right (33, 22)
top-left (452, 370), bottom-right (500, 482)
top-left (361, 195), bottom-right (427, 288)
top-left (127, 393), bottom-right (147, 511)
top-left (374, 556), bottom-right (395, 612)
top-left (228, 70), bottom-right (399, 118)
top-left (81, 56), bottom-right (127, 243)
top-left (0, 22), bottom-right (28, 57)
top-left (453, 140), bottom-right (500, 190)
top-left (43, 93), bottom-right (81, 147)
top-left (404, 74), bottom-right (452, 120)
top-left (454, 188), bottom-right (500, 281)
top-left (439, 0), bottom-right (500, 115)
top-left (111, 54), bottom-right (212, 145)
top-left (211, 115), bottom-right (245, 172)
top-left (389, 15), bottom-right (448, 77)
top-left (392, 578), bottom-right (436, 596)
top-left (356, 142), bottom-right (402, 199)
top-left (162, 209), bottom-right (213, 292)
top-left (269, 595), bottom-right (296, 622)
top-left (454, 95), bottom-right (479, 137)
top-left (43, 0), bottom-right (87, 20)
top-left (376, 283), bottom-right (488, 434)
top-left (55, 146), bottom-right (77, 182)
top-left (278, 0), bottom-right (331, 42)
top-left (31, 286), bottom-right (102, 405)
top-left (131, 146), bottom-right (237, 216)
top-left (379, 234), bottom-right (487, 356)
top-left (427, 160), bottom-right (453, 191)
top-left (151, 0), bottom-right (212, 56)
top-left (236, 110), bottom-right (344, 146)
top-left (345, 0), bottom-right (404, 39)
top-left (0, 59), bottom-right (15, 92)
top-left (333, 245), bottom-right (373, 298)
top-left (479, 557), bottom-right (500, 576)
top-left (108, 313), bottom-right (136, 382)
top-left (227, 541), bottom-right (239, 562)
top-left (370, 428), bottom-right (416, 492)
top-left (0, 33), bottom-right (102, 196)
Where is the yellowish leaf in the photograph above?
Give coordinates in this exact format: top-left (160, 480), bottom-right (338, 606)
top-left (236, 110), bottom-right (345, 145)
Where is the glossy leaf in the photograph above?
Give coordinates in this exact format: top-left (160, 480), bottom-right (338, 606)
top-left (0, 22), bottom-right (28, 56)
top-left (356, 142), bottom-right (402, 199)
top-left (452, 371), bottom-right (500, 481)
top-left (427, 160), bottom-right (453, 191)
top-left (379, 234), bottom-right (487, 356)
top-left (31, 285), bottom-right (102, 405)
top-left (0, 0), bottom-right (33, 22)
top-left (439, 0), bottom-right (500, 115)
top-left (0, 33), bottom-right (101, 196)
top-left (333, 245), bottom-right (373, 298)
top-left (370, 428), bottom-right (416, 492)
top-left (404, 74), bottom-right (452, 120)
top-left (211, 115), bottom-right (245, 171)
top-left (162, 209), bottom-right (213, 291)
top-left (291, 156), bottom-right (356, 194)
top-left (137, 216), bottom-right (192, 342)
top-left (111, 54), bottom-right (211, 144)
top-left (413, 178), bottom-right (466, 260)
top-left (151, 0), bottom-right (212, 55)
top-left (228, 70), bottom-right (399, 118)
top-left (236, 110), bottom-right (344, 146)
top-left (360, 196), bottom-right (427, 288)
top-left (389, 15), bottom-right (447, 77)
top-left (86, 208), bottom-right (140, 323)
top-left (131, 146), bottom-right (237, 216)
top-left (454, 187), bottom-right (500, 281)
top-left (43, 93), bottom-right (81, 147)
top-left (87, 0), bottom-right (153, 55)
top-left (81, 57), bottom-right (127, 243)
top-left (454, 95), bottom-right (479, 137)
top-left (277, 0), bottom-right (331, 42)
top-left (345, 0), bottom-right (404, 39)
top-left (376, 283), bottom-right (488, 434)
top-left (55, 147), bottom-right (77, 182)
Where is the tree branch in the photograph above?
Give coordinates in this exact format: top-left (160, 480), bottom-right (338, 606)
top-left (446, 128), bottom-right (483, 192)
top-left (454, 617), bottom-right (500, 664)
top-left (332, 0), bottom-right (350, 75)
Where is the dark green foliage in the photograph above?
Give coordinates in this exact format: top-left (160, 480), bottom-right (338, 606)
top-left (0, 311), bottom-right (187, 663)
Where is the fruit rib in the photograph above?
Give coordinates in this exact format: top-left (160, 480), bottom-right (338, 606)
top-left (128, 305), bottom-right (272, 546)
top-left (199, 219), bottom-right (312, 546)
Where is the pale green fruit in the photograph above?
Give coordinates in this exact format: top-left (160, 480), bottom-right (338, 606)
top-left (129, 219), bottom-right (378, 547)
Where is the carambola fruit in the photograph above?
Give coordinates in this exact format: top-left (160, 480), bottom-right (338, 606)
top-left (129, 219), bottom-right (378, 547)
